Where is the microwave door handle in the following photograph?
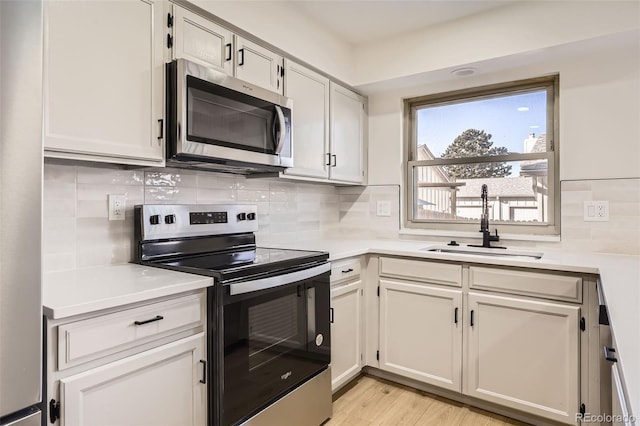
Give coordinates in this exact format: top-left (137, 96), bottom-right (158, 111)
top-left (274, 105), bottom-right (286, 155)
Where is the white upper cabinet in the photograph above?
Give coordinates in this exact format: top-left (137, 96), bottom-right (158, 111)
top-left (329, 82), bottom-right (365, 184)
top-left (282, 68), bottom-right (366, 185)
top-left (235, 36), bottom-right (284, 94)
top-left (171, 5), bottom-right (233, 74)
top-left (283, 60), bottom-right (331, 179)
top-left (43, 0), bottom-right (164, 166)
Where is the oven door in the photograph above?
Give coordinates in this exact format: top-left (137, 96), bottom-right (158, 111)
top-left (222, 263), bottom-right (330, 426)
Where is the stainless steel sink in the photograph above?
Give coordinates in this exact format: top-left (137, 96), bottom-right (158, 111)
top-left (423, 245), bottom-right (543, 260)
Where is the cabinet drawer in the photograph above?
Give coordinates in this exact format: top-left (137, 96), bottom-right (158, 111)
top-left (58, 293), bottom-right (204, 370)
top-left (379, 257), bottom-right (462, 287)
top-left (331, 258), bottom-right (361, 284)
top-left (469, 266), bottom-right (582, 302)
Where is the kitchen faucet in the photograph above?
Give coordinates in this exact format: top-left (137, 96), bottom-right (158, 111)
top-left (469, 184), bottom-right (504, 249)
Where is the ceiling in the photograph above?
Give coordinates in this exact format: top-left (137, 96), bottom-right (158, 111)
top-left (288, 0), bottom-right (518, 45)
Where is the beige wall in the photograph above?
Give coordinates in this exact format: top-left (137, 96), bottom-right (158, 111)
top-left (352, 0), bottom-right (640, 86)
top-left (366, 33), bottom-right (640, 185)
top-left (190, 0), bottom-right (354, 83)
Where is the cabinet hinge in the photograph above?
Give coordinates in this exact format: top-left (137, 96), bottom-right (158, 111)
top-left (579, 403), bottom-right (586, 416)
top-left (376, 350), bottom-right (379, 361)
top-left (580, 317), bottom-right (586, 331)
top-left (49, 399), bottom-right (60, 423)
top-left (360, 289), bottom-right (363, 296)
top-left (167, 13), bottom-right (173, 28)
top-left (167, 34), bottom-right (173, 49)
top-left (599, 304), bottom-right (609, 325)
top-left (360, 353), bottom-right (363, 361)
top-left (377, 286), bottom-right (380, 297)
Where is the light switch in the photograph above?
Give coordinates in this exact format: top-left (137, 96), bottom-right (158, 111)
top-left (376, 200), bottom-right (391, 217)
top-left (583, 201), bottom-right (609, 222)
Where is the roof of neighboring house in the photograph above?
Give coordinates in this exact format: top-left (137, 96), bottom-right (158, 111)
top-left (416, 144), bottom-right (452, 183)
top-left (521, 133), bottom-right (548, 173)
top-left (457, 177), bottom-right (535, 198)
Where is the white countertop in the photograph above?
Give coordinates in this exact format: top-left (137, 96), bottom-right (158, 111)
top-left (266, 238), bottom-right (640, 418)
top-left (43, 263), bottom-right (213, 320)
top-left (42, 241), bottom-right (639, 418)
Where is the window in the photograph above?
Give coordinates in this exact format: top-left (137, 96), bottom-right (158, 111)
top-left (404, 76), bottom-right (559, 235)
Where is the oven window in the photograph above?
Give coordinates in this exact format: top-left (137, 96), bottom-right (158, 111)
top-left (186, 76), bottom-right (276, 154)
top-left (247, 293), bottom-right (301, 370)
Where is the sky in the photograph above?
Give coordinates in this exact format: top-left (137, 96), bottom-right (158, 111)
top-left (416, 90), bottom-right (547, 176)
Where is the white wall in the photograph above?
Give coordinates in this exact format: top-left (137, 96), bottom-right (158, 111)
top-left (352, 0), bottom-right (640, 86)
top-left (366, 31), bottom-right (640, 185)
top-left (190, 0), bottom-right (354, 83)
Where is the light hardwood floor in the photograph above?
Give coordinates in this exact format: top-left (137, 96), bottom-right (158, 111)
top-left (326, 375), bottom-right (530, 426)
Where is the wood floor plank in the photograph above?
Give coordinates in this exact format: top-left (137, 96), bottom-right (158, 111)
top-left (327, 376), bottom-right (530, 426)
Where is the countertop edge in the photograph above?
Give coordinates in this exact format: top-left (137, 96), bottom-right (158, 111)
top-left (44, 279), bottom-right (212, 320)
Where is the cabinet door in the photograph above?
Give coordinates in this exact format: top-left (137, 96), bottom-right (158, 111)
top-left (466, 292), bottom-right (579, 424)
top-left (60, 334), bottom-right (206, 426)
top-left (330, 280), bottom-right (363, 391)
top-left (172, 6), bottom-right (233, 74)
top-left (329, 82), bottom-right (365, 183)
top-left (43, 0), bottom-right (164, 165)
top-left (283, 60), bottom-right (330, 179)
top-left (379, 279), bottom-right (462, 392)
top-left (235, 36), bottom-right (283, 94)
top-left (611, 361), bottom-right (633, 425)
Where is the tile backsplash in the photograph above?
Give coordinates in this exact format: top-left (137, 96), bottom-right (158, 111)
top-left (43, 161), bottom-right (340, 273)
top-left (43, 160), bottom-right (640, 273)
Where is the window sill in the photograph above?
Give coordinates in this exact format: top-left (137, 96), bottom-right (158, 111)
top-left (398, 228), bottom-right (561, 243)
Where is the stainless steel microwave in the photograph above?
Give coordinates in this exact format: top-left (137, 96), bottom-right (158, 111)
top-left (165, 59), bottom-right (293, 174)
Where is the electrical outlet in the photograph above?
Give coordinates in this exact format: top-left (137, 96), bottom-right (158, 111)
top-left (376, 200), bottom-right (391, 217)
top-left (583, 201), bottom-right (609, 222)
top-left (108, 194), bottom-right (126, 221)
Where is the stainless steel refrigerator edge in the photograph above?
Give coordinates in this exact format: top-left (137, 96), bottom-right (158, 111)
top-left (0, 1), bottom-right (44, 425)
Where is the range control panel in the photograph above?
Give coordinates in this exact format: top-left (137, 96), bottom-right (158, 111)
top-left (136, 204), bottom-right (258, 240)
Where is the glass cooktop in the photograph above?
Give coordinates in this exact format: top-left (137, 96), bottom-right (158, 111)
top-left (148, 247), bottom-right (328, 282)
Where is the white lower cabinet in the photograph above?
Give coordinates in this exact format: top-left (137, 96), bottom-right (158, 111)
top-left (379, 279), bottom-right (462, 392)
top-left (375, 257), bottom-right (591, 425)
top-left (466, 292), bottom-right (580, 424)
top-left (61, 334), bottom-right (206, 426)
top-left (46, 291), bottom-right (207, 426)
top-left (330, 279), bottom-right (363, 391)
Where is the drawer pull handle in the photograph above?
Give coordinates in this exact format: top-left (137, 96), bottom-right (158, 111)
top-left (341, 268), bottom-right (354, 273)
top-left (330, 307), bottom-right (334, 324)
top-left (134, 315), bottom-right (164, 326)
top-left (604, 346), bottom-right (617, 363)
top-left (199, 360), bottom-right (207, 384)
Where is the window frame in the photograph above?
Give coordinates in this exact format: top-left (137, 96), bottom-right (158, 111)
top-left (403, 75), bottom-right (560, 236)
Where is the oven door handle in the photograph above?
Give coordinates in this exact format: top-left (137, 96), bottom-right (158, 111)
top-left (229, 263), bottom-right (330, 296)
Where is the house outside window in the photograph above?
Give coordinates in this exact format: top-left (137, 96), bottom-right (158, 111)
top-left (404, 76), bottom-right (559, 236)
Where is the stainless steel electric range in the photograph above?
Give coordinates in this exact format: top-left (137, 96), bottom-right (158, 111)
top-left (134, 204), bottom-right (332, 426)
